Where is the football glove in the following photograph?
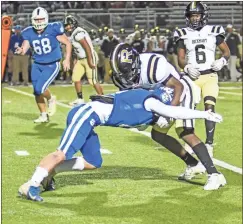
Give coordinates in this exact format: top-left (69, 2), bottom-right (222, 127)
top-left (204, 110), bottom-right (223, 123)
top-left (211, 57), bottom-right (228, 71)
top-left (156, 116), bottom-right (170, 128)
top-left (184, 64), bottom-right (200, 80)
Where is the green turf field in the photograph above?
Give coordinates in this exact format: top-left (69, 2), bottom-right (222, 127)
top-left (1, 82), bottom-right (242, 224)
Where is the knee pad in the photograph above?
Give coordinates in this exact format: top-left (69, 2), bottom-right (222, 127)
top-left (204, 96), bottom-right (216, 106)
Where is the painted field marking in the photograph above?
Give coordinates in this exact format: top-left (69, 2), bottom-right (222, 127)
top-left (219, 87), bottom-right (242, 90)
top-left (4, 100), bottom-right (12, 103)
top-left (129, 129), bottom-right (242, 175)
top-left (220, 91), bottom-right (242, 96)
top-left (100, 148), bottom-right (113, 154)
top-left (4, 87), bottom-right (242, 175)
top-left (15, 151), bottom-right (30, 156)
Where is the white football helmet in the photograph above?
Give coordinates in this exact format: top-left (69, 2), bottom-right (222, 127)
top-left (31, 7), bottom-right (48, 30)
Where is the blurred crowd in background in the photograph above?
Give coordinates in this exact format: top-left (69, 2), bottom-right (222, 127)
top-left (2, 1), bottom-right (242, 85)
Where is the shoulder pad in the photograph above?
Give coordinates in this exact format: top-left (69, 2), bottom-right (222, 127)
top-left (210, 25), bottom-right (225, 36)
top-left (173, 28), bottom-right (187, 41)
top-left (21, 26), bottom-right (32, 34)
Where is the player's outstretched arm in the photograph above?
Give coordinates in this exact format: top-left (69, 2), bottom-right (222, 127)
top-left (145, 98), bottom-right (223, 123)
top-left (15, 40), bottom-right (30, 55)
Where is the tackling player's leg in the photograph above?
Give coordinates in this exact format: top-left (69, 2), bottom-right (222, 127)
top-left (18, 104), bottom-right (102, 201)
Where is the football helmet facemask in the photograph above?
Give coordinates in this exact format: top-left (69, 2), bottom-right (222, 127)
top-left (63, 15), bottom-right (78, 33)
top-left (32, 7), bottom-right (49, 30)
top-left (110, 43), bottom-right (140, 85)
top-left (185, 1), bottom-right (209, 30)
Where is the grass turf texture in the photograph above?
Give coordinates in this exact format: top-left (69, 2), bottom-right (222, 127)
top-left (1, 82), bottom-right (242, 224)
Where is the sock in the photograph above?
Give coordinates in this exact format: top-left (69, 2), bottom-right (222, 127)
top-left (30, 166), bottom-right (48, 187)
top-left (48, 94), bottom-right (54, 102)
top-left (205, 104), bottom-right (216, 144)
top-left (41, 112), bottom-right (47, 118)
top-left (181, 152), bottom-right (198, 166)
top-left (151, 130), bottom-right (198, 165)
top-left (192, 142), bottom-right (218, 174)
top-left (77, 92), bottom-right (83, 99)
top-left (205, 120), bottom-right (216, 145)
top-left (54, 157), bottom-right (85, 174)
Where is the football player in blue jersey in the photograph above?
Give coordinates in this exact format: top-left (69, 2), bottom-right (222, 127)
top-left (18, 87), bottom-right (224, 201)
top-left (15, 7), bottom-right (72, 123)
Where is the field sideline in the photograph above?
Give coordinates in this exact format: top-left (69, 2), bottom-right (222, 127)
top-left (1, 82), bottom-right (242, 224)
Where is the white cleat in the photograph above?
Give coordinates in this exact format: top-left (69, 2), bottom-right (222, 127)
top-left (204, 173), bottom-right (227, 190)
top-left (184, 143), bottom-right (195, 155)
top-left (48, 95), bottom-right (57, 117)
top-left (205, 143), bottom-right (214, 158)
top-left (69, 98), bottom-right (85, 106)
top-left (178, 162), bottom-right (206, 180)
top-left (18, 181), bottom-right (31, 197)
top-left (34, 115), bottom-right (49, 123)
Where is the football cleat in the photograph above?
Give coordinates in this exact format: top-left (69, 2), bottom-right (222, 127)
top-left (178, 162), bottom-right (206, 180)
top-left (205, 143), bottom-right (214, 158)
top-left (69, 98), bottom-right (85, 106)
top-left (27, 186), bottom-right (43, 202)
top-left (204, 173), bottom-right (227, 190)
top-left (18, 181), bottom-right (31, 197)
top-left (41, 177), bottom-right (55, 191)
top-left (34, 115), bottom-right (49, 123)
top-left (48, 95), bottom-right (57, 117)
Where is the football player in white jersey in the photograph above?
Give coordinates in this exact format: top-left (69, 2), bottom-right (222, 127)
top-left (174, 1), bottom-right (230, 156)
top-left (64, 15), bottom-right (104, 106)
top-left (110, 43), bottom-right (226, 189)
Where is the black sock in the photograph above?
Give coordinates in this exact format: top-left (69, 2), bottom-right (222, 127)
top-left (77, 92), bottom-right (83, 99)
top-left (205, 104), bottom-right (216, 144)
top-left (151, 130), bottom-right (198, 166)
top-left (192, 142), bottom-right (218, 174)
top-left (181, 152), bottom-right (198, 166)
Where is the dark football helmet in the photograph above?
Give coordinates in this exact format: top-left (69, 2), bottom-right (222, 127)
top-left (110, 43), bottom-right (141, 85)
top-left (63, 15), bottom-right (78, 32)
top-left (185, 1), bottom-right (209, 30)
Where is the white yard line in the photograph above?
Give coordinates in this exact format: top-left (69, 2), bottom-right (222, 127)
top-left (219, 87), bottom-right (242, 90)
top-left (15, 151), bottom-right (30, 156)
top-left (4, 87), bottom-right (242, 175)
top-left (220, 91), bottom-right (242, 96)
top-left (129, 129), bottom-right (242, 175)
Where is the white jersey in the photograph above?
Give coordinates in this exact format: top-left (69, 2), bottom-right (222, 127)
top-left (139, 53), bottom-right (180, 87)
top-left (70, 27), bottom-right (95, 59)
top-left (174, 25), bottom-right (225, 71)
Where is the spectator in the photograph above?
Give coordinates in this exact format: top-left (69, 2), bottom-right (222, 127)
top-left (225, 24), bottom-right (242, 81)
top-left (131, 31), bottom-right (144, 53)
top-left (101, 29), bottom-right (119, 83)
top-left (9, 25), bottom-right (30, 85)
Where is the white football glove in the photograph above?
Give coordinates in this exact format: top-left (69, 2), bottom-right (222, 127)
top-left (211, 57), bottom-right (227, 71)
top-left (156, 116), bottom-right (170, 128)
top-left (184, 64), bottom-right (201, 80)
top-left (204, 110), bottom-right (223, 123)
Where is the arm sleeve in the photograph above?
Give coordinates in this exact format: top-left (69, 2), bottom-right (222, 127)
top-left (144, 98), bottom-right (207, 120)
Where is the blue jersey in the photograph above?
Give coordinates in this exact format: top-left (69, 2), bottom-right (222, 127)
top-left (22, 22), bottom-right (64, 63)
top-left (104, 87), bottom-right (173, 128)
